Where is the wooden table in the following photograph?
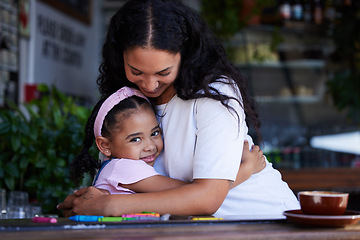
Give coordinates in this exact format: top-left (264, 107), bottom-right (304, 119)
top-left (1, 217), bottom-right (360, 240)
top-left (280, 168), bottom-right (360, 192)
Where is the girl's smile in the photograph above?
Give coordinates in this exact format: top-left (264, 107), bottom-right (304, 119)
top-left (140, 153), bottom-right (157, 164)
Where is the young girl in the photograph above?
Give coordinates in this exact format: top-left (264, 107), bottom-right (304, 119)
top-left (71, 86), bottom-right (263, 195)
top-left (71, 87), bottom-right (187, 194)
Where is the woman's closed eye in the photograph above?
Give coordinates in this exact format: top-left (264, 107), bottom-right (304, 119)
top-left (132, 71), bottom-right (169, 77)
top-left (131, 70), bottom-right (142, 76)
top-left (158, 72), bottom-right (170, 77)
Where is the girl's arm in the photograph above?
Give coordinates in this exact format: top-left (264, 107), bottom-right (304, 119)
top-left (121, 140), bottom-right (264, 192)
top-left (120, 175), bottom-right (188, 193)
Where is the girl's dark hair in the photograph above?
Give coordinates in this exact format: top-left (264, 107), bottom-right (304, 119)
top-left (97, 0), bottom-right (261, 142)
top-left (70, 96), bottom-right (151, 185)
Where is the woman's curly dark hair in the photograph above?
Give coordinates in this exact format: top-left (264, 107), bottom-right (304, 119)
top-left (97, 0), bottom-right (261, 142)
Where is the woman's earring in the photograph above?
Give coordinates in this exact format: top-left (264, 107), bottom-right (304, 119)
top-left (105, 150), bottom-right (110, 156)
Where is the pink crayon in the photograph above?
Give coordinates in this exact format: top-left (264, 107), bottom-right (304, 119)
top-left (31, 216), bottom-right (57, 223)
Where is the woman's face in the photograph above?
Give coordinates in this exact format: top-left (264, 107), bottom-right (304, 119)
top-left (123, 47), bottom-right (181, 104)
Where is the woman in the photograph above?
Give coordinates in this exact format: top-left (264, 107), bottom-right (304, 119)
top-left (58, 0), bottom-right (299, 217)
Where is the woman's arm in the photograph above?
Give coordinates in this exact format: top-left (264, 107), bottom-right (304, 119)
top-left (58, 178), bottom-right (229, 217)
top-left (58, 145), bottom-right (262, 217)
top-left (58, 146), bottom-right (263, 217)
top-left (120, 175), bottom-right (188, 193)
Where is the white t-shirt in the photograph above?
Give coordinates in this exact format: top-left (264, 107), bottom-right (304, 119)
top-left (154, 78), bottom-right (300, 217)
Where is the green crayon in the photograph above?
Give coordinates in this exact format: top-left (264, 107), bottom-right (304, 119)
top-left (98, 217), bottom-right (137, 222)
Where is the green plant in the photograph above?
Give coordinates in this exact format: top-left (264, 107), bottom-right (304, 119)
top-left (200, 0), bottom-right (277, 63)
top-left (326, 2), bottom-right (360, 124)
top-left (201, 0), bottom-right (275, 40)
top-left (0, 84), bottom-right (94, 214)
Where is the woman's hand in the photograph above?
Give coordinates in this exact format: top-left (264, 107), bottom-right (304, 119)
top-left (230, 140), bottom-right (266, 189)
top-left (57, 187), bottom-right (110, 217)
top-left (57, 190), bottom-right (81, 217)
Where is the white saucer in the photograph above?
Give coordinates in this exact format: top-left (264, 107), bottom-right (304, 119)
top-left (283, 209), bottom-right (360, 227)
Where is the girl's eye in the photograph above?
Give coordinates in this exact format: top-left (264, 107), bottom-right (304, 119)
top-left (130, 137), bottom-right (141, 142)
top-left (152, 130), bottom-right (161, 137)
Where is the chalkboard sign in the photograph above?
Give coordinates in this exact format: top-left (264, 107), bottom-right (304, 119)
top-left (39, 0), bottom-right (92, 24)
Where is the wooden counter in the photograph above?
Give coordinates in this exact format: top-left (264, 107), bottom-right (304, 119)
top-left (279, 168), bottom-right (360, 192)
top-left (1, 217), bottom-right (360, 240)
top-left (1, 168), bottom-right (360, 239)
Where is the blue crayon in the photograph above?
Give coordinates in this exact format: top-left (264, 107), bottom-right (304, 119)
top-left (69, 215), bottom-right (104, 222)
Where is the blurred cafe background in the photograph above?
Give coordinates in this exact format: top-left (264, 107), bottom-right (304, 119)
top-left (0, 0), bottom-right (359, 217)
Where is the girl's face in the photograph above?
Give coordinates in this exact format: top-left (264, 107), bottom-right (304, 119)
top-left (109, 106), bottom-right (163, 166)
top-left (123, 47), bottom-right (181, 104)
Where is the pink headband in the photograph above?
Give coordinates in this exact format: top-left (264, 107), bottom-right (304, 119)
top-left (94, 87), bottom-right (149, 138)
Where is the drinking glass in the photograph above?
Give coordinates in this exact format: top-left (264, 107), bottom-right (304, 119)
top-left (7, 191), bottom-right (30, 219)
top-left (0, 189), bottom-right (6, 219)
top-left (30, 203), bottom-right (42, 217)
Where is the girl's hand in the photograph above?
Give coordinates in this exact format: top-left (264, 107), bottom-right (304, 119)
top-left (242, 140), bottom-right (266, 174)
top-left (230, 140), bottom-right (266, 189)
